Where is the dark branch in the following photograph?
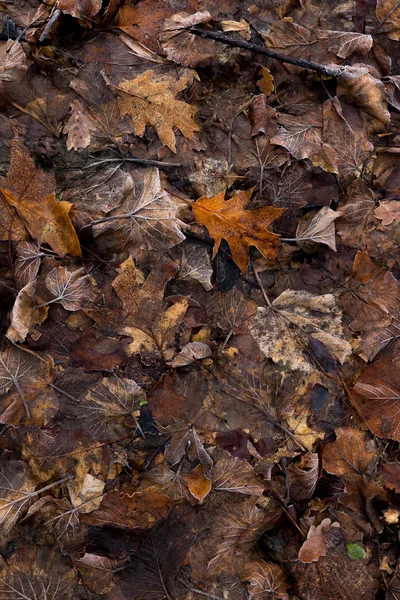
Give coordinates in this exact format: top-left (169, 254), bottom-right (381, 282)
top-left (189, 27), bottom-right (343, 78)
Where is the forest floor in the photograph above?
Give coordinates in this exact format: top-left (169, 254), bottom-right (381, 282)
top-left (0, 1), bottom-right (399, 599)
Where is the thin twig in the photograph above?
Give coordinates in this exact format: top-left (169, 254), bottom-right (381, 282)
top-left (188, 27), bottom-right (342, 77)
top-left (82, 157), bottom-right (181, 169)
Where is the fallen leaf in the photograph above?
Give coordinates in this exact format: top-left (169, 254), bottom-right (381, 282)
top-left (63, 100), bottom-right (96, 151)
top-left (175, 241), bottom-right (213, 290)
top-left (0, 459), bottom-right (35, 535)
top-left (0, 40), bottom-right (27, 82)
top-left (187, 464), bottom-right (211, 502)
top-left (376, 0), bottom-right (400, 40)
top-left (240, 559), bottom-right (289, 600)
top-left (287, 452), bottom-right (319, 501)
top-left (298, 518), bottom-right (341, 563)
top-left (374, 200), bottom-right (400, 225)
top-left (0, 136), bottom-right (81, 257)
top-left (7, 280), bottom-right (48, 342)
top-left (271, 111), bottom-right (323, 162)
top-left (212, 454), bottom-right (264, 495)
top-left (221, 19), bottom-right (250, 39)
top-left (113, 69), bottom-right (200, 152)
top-left (13, 242), bottom-right (44, 290)
top-left (88, 257), bottom-right (188, 359)
top-left (160, 11), bottom-right (217, 67)
top-left (337, 65), bottom-right (390, 126)
top-left (248, 290), bottom-right (352, 373)
top-left (45, 266), bottom-right (92, 311)
top-left (323, 428), bottom-right (375, 478)
top-left (68, 473), bottom-right (105, 514)
top-left (350, 353), bottom-right (400, 441)
top-left (169, 342), bottom-right (211, 367)
top-left (293, 207), bottom-right (342, 253)
top-left (257, 67), bottom-right (274, 96)
top-left (193, 188), bottom-right (285, 273)
top-left (92, 168), bottom-right (188, 252)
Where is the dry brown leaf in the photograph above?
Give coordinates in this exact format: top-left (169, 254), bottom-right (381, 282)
top-left (0, 40), bottom-right (27, 82)
top-left (160, 11), bottom-right (217, 67)
top-left (92, 168), bottom-right (188, 252)
top-left (337, 65), bottom-right (390, 126)
top-left (298, 518), bottom-right (341, 563)
top-left (287, 453), bottom-right (319, 502)
top-left (374, 201), bottom-right (400, 225)
top-left (193, 188), bottom-right (285, 273)
top-left (212, 454), bottom-right (264, 496)
top-left (241, 559), bottom-right (289, 600)
top-left (0, 136), bottom-right (81, 257)
top-left (187, 464), bottom-right (211, 503)
top-left (323, 428), bottom-right (375, 478)
top-left (68, 473), bottom-right (105, 514)
top-left (257, 67), bottom-right (274, 97)
top-left (271, 112), bottom-right (323, 162)
top-left (221, 19), bottom-right (250, 39)
top-left (376, 0), bottom-right (400, 40)
top-left (106, 257), bottom-right (188, 358)
top-left (63, 100), bottom-right (96, 151)
top-left (175, 241), bottom-right (213, 290)
top-left (7, 280), bottom-right (48, 343)
top-left (249, 290), bottom-right (351, 373)
top-left (169, 342), bottom-right (211, 367)
top-left (13, 242), bottom-right (44, 290)
top-left (45, 266), bottom-right (92, 311)
top-left (0, 459), bottom-right (36, 535)
top-left (113, 69), bottom-right (200, 152)
top-left (293, 207), bottom-right (342, 253)
top-left (350, 355), bottom-right (400, 441)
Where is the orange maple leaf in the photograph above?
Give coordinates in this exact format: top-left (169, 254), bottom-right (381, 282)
top-left (192, 188), bottom-right (285, 273)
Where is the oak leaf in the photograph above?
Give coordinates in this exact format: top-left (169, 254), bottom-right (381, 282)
top-left (248, 290), bottom-right (351, 373)
top-left (257, 67), bottom-right (274, 96)
top-left (92, 168), bottom-right (188, 252)
top-left (114, 69), bottom-right (200, 152)
top-left (0, 137), bottom-right (81, 257)
top-left (193, 188), bottom-right (285, 273)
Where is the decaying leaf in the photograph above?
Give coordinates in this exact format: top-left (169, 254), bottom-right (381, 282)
top-left (323, 428), bottom-right (375, 478)
top-left (92, 168), bottom-right (188, 252)
top-left (287, 452), bottom-right (319, 501)
top-left (63, 100), bottom-right (96, 151)
top-left (45, 266), bottom-right (92, 311)
top-left (257, 67), bottom-right (274, 96)
top-left (298, 518), bottom-right (341, 563)
top-left (0, 40), bottom-right (27, 82)
top-left (13, 241), bottom-right (44, 290)
top-left (212, 454), bottom-right (264, 496)
top-left (7, 280), bottom-right (48, 342)
top-left (0, 137), bottom-right (81, 257)
top-left (337, 65), bottom-right (390, 126)
top-left (221, 19), bottom-right (250, 39)
top-left (113, 69), bottom-right (200, 152)
top-left (57, 0), bottom-right (102, 19)
top-left (187, 464), bottom-right (211, 502)
top-left (376, 0), bottom-right (400, 40)
top-left (169, 341), bottom-right (211, 367)
top-left (160, 11), bottom-right (216, 67)
top-left (293, 207), bottom-right (342, 253)
top-left (0, 459), bottom-right (36, 535)
top-left (175, 241), bottom-right (213, 290)
top-left (241, 559), bottom-right (289, 600)
top-left (193, 188), bottom-right (285, 273)
top-left (350, 354), bottom-right (400, 441)
top-left (249, 290), bottom-right (352, 373)
top-left (374, 201), bottom-right (400, 225)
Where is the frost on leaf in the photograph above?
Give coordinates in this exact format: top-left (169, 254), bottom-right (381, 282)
top-left (241, 559), bottom-right (289, 600)
top-left (248, 290), bottom-right (351, 373)
top-left (114, 69), bottom-right (200, 152)
top-left (45, 266), bottom-right (93, 311)
top-left (175, 241), bottom-right (213, 290)
top-left (0, 345), bottom-right (53, 419)
top-left (92, 168), bottom-right (188, 252)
